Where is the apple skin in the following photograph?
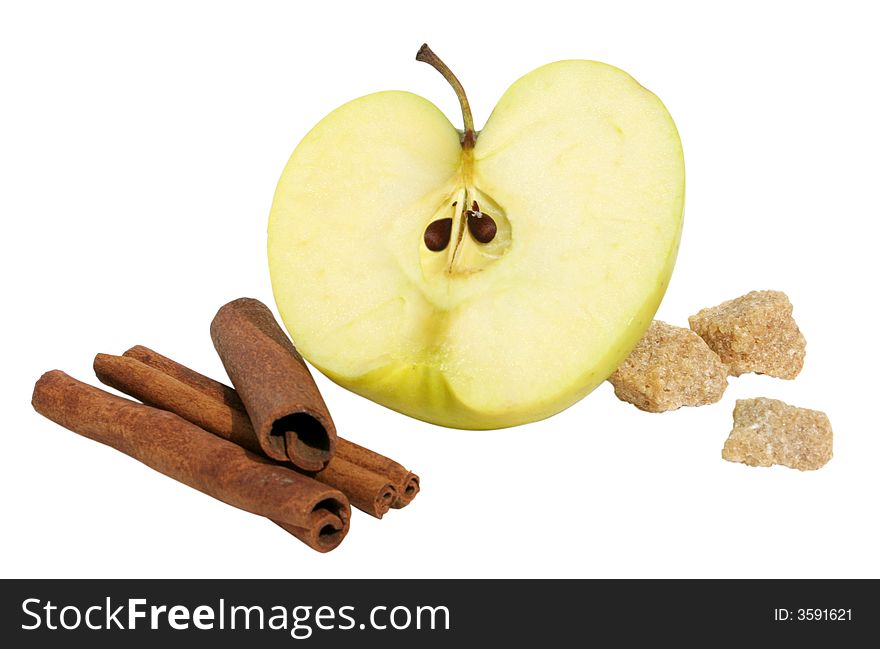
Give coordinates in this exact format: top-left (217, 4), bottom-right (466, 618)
top-left (268, 60), bottom-right (684, 429)
top-left (322, 272), bottom-right (677, 429)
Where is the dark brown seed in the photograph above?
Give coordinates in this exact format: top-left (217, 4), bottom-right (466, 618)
top-left (472, 200), bottom-right (479, 211)
top-left (467, 212), bottom-right (497, 243)
top-left (424, 218), bottom-right (453, 251)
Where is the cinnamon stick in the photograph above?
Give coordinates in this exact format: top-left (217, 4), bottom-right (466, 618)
top-left (97, 351), bottom-right (398, 518)
top-left (122, 345), bottom-right (243, 412)
top-left (94, 353), bottom-right (260, 454)
top-left (334, 439), bottom-right (421, 509)
top-left (32, 370), bottom-right (350, 552)
top-left (210, 298), bottom-right (336, 472)
top-left (124, 345), bottom-right (419, 509)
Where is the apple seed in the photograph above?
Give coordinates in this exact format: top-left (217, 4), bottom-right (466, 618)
top-left (424, 217), bottom-right (453, 251)
top-left (465, 201), bottom-right (497, 243)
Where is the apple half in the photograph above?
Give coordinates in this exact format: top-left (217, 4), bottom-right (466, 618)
top-left (268, 46), bottom-right (684, 429)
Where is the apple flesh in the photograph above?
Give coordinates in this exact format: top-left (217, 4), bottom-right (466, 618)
top-left (268, 55), bottom-right (684, 429)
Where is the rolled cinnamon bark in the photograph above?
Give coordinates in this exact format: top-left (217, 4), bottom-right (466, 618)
top-left (94, 353), bottom-right (260, 454)
top-left (210, 298), bottom-right (336, 471)
top-left (334, 439), bottom-right (421, 509)
top-left (123, 345), bottom-right (243, 412)
top-left (98, 352), bottom-right (398, 518)
top-left (32, 370), bottom-right (350, 552)
top-left (124, 345), bottom-right (419, 509)
top-left (310, 458), bottom-right (397, 519)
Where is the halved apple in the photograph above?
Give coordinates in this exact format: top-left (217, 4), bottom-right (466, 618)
top-left (268, 46), bottom-right (684, 429)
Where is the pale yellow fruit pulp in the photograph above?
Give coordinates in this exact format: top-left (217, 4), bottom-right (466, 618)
top-left (268, 60), bottom-right (684, 429)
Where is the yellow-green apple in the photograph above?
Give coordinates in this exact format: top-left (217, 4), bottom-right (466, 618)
top-left (268, 45), bottom-right (684, 429)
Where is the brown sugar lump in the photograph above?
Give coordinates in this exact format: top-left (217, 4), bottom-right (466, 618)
top-left (608, 320), bottom-right (728, 412)
top-left (688, 290), bottom-right (805, 379)
top-left (722, 398), bottom-right (833, 471)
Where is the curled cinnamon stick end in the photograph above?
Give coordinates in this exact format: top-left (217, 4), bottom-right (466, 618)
top-left (316, 458), bottom-right (398, 519)
top-left (210, 298), bottom-right (337, 472)
top-left (393, 472), bottom-right (421, 509)
top-left (335, 438), bottom-right (421, 509)
top-left (32, 370), bottom-right (349, 552)
top-left (111, 349), bottom-right (403, 518)
top-left (278, 504), bottom-right (350, 553)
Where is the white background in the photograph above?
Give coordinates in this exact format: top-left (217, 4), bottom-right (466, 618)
top-left (2, 0), bottom-right (878, 579)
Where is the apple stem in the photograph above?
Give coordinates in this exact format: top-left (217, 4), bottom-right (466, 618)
top-left (416, 44), bottom-right (476, 149)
